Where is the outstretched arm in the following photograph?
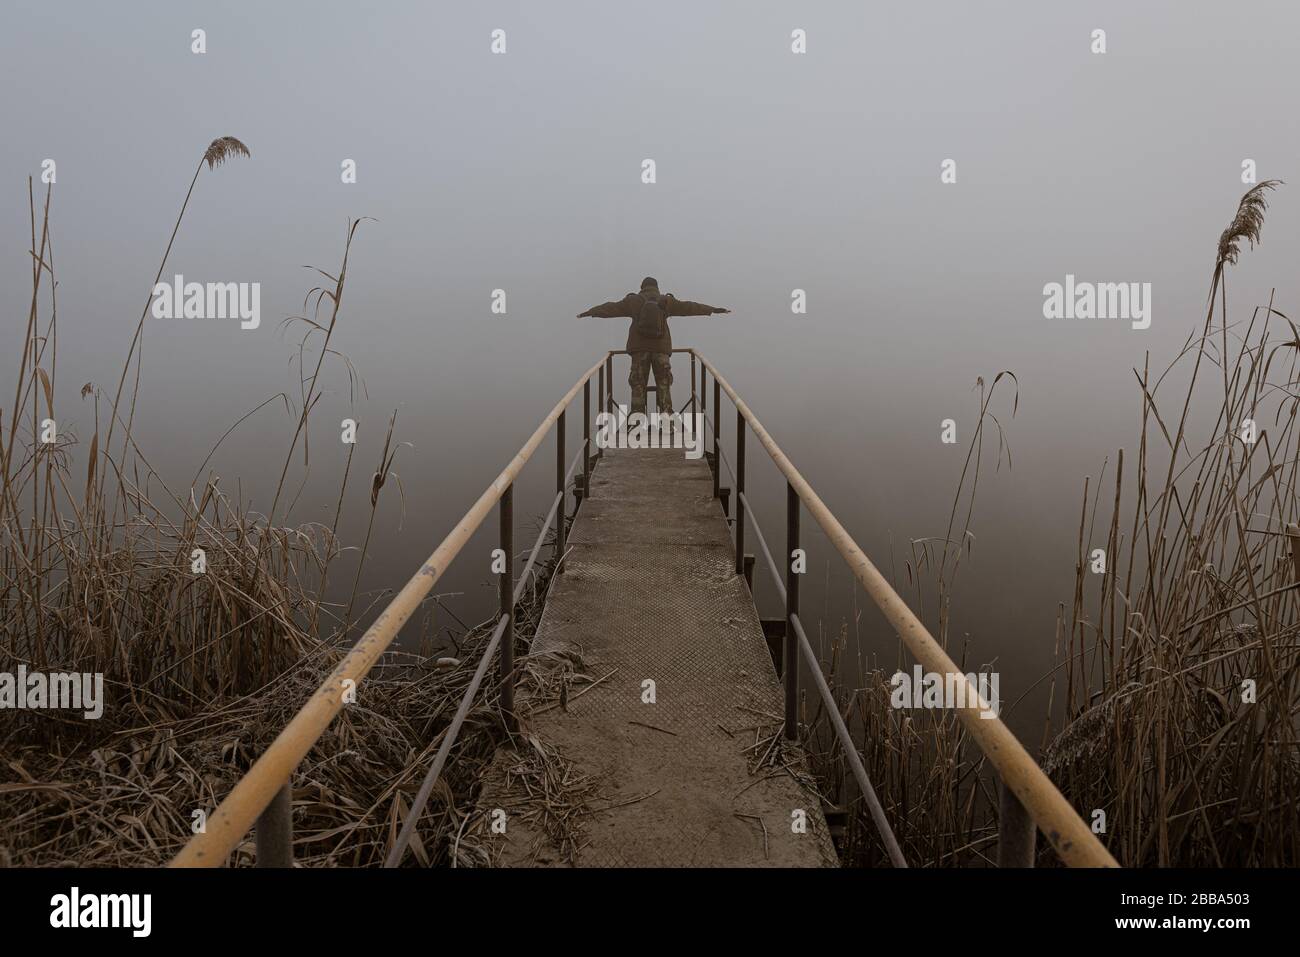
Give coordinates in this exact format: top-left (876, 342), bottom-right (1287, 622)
top-left (668, 297), bottom-right (731, 317)
top-left (578, 294), bottom-right (638, 318)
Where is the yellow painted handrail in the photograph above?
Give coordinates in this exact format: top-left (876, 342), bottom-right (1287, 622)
top-left (690, 350), bottom-right (1118, 868)
top-left (171, 358), bottom-right (604, 867)
top-left (173, 348), bottom-right (1114, 869)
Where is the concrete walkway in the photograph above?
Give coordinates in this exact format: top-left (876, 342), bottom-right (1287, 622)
top-left (476, 447), bottom-right (838, 867)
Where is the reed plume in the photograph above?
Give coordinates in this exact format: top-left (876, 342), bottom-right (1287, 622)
top-left (203, 136), bottom-right (251, 170)
top-left (1217, 179), bottom-right (1281, 268)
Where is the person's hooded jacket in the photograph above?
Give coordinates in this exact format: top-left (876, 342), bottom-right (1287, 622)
top-left (578, 278), bottom-right (728, 354)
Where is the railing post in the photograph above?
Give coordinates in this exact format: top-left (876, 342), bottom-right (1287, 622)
top-left (499, 484), bottom-right (516, 732)
top-left (997, 780), bottom-right (1037, 867)
top-left (255, 782), bottom-right (293, 868)
top-left (784, 482), bottom-right (799, 740)
top-left (605, 354), bottom-right (614, 414)
top-left (556, 409), bottom-right (567, 564)
top-left (712, 376), bottom-right (722, 500)
top-left (598, 364), bottom-right (605, 421)
top-left (701, 366), bottom-right (712, 480)
top-left (690, 353), bottom-right (697, 410)
top-left (583, 378), bottom-right (591, 493)
top-left (701, 362), bottom-right (707, 424)
top-left (735, 409), bottom-right (746, 577)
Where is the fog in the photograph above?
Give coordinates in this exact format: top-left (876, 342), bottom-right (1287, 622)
top-left (4, 0), bottom-right (1300, 735)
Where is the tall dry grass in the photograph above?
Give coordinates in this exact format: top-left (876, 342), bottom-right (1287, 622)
top-left (809, 183), bottom-right (1299, 868)
top-left (0, 141), bottom-right (545, 866)
top-left (6, 146), bottom-right (1294, 869)
top-left (805, 375), bottom-right (1016, 867)
top-left (1046, 180), bottom-right (1300, 866)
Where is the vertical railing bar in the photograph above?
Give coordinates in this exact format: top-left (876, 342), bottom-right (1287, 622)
top-left (598, 363), bottom-right (605, 421)
top-left (556, 409), bottom-right (566, 564)
top-left (784, 482), bottom-right (799, 741)
top-left (702, 365), bottom-right (711, 483)
top-left (701, 361), bottom-right (707, 432)
top-left (583, 379), bottom-right (591, 494)
top-left (736, 408), bottom-right (746, 577)
top-left (605, 354), bottom-right (613, 416)
top-left (499, 483), bottom-right (515, 732)
top-left (690, 352), bottom-right (697, 413)
top-left (997, 780), bottom-right (1038, 867)
top-left (712, 376), bottom-right (721, 499)
top-left (254, 782), bottom-right (293, 868)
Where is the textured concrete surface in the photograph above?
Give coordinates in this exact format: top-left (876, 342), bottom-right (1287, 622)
top-left (476, 447), bottom-right (838, 867)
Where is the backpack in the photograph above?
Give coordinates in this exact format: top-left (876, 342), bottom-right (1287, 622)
top-left (633, 292), bottom-right (668, 339)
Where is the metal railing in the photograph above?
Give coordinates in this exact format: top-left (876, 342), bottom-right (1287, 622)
top-left (688, 350), bottom-right (1118, 868)
top-left (170, 347), bottom-right (1117, 869)
top-left (172, 357), bottom-right (604, 867)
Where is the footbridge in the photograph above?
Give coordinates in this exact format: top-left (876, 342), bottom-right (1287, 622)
top-left (170, 350), bottom-right (1119, 869)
